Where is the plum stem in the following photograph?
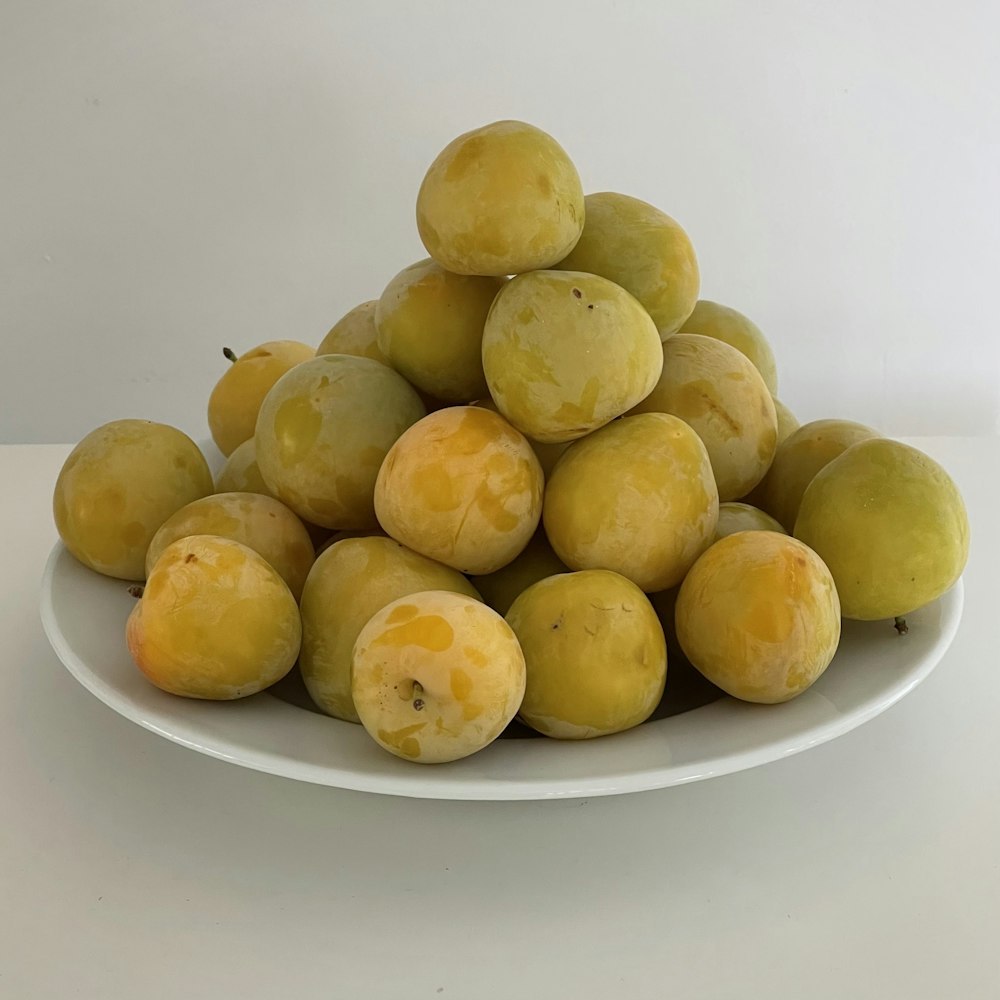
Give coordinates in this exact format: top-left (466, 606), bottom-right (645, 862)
top-left (127, 585), bottom-right (144, 599)
top-left (894, 616), bottom-right (908, 635)
top-left (223, 347), bottom-right (238, 363)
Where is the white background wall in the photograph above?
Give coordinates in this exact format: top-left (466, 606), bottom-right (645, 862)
top-left (2, 0), bottom-right (998, 444)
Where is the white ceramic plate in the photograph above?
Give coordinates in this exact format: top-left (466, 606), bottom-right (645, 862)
top-left (40, 542), bottom-right (963, 800)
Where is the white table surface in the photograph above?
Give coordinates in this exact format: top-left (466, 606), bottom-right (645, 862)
top-left (3, 439), bottom-right (997, 1000)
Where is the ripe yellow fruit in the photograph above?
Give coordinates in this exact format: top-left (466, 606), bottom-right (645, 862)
top-left (376, 259), bottom-right (504, 402)
top-left (482, 269), bottom-right (663, 443)
top-left (676, 531), bottom-right (840, 703)
top-left (352, 591), bottom-right (526, 763)
top-left (127, 535), bottom-right (301, 699)
top-left (208, 341), bottom-right (315, 457)
top-left (53, 419), bottom-right (213, 581)
top-left (506, 570), bottom-right (667, 739)
top-left (374, 406), bottom-right (543, 575)
top-left (543, 413), bottom-right (719, 592)
top-left (417, 120), bottom-right (584, 276)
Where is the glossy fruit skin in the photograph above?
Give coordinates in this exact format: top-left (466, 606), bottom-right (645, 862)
top-left (715, 502), bottom-right (786, 540)
top-left (127, 535), bottom-right (301, 699)
top-left (679, 300), bottom-right (778, 393)
top-left (555, 192), bottom-right (699, 338)
top-left (506, 570), bottom-right (666, 739)
top-left (543, 413), bottom-right (719, 592)
top-left (376, 259), bottom-right (505, 402)
top-left (254, 354), bottom-right (426, 530)
top-left (208, 340), bottom-right (315, 457)
top-left (145, 491), bottom-right (315, 601)
top-left (676, 531), bottom-right (841, 703)
top-left (374, 406), bottom-right (544, 576)
top-left (53, 419), bottom-right (213, 581)
top-left (352, 590), bottom-right (526, 763)
top-left (749, 419), bottom-right (879, 531)
top-left (794, 439), bottom-right (969, 620)
top-left (416, 120), bottom-right (584, 276)
top-left (629, 333), bottom-right (778, 501)
top-left (482, 269), bottom-right (663, 444)
top-left (317, 301), bottom-right (388, 365)
top-left (299, 536), bottom-right (480, 724)
top-left (470, 528), bottom-right (569, 616)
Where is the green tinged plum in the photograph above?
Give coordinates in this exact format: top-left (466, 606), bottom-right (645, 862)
top-left (543, 413), bottom-right (719, 592)
top-left (555, 192), bottom-right (699, 338)
top-left (317, 301), bottom-right (388, 365)
top-left (482, 270), bottom-right (663, 443)
top-left (53, 419), bottom-right (213, 580)
top-left (506, 570), bottom-right (666, 739)
top-left (376, 259), bottom-right (505, 402)
top-left (794, 439), bottom-right (969, 620)
top-left (255, 354), bottom-right (426, 529)
top-left (416, 120), bottom-right (584, 276)
top-left (751, 419), bottom-right (879, 531)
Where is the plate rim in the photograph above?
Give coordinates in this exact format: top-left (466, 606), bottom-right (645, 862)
top-left (39, 542), bottom-right (965, 800)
